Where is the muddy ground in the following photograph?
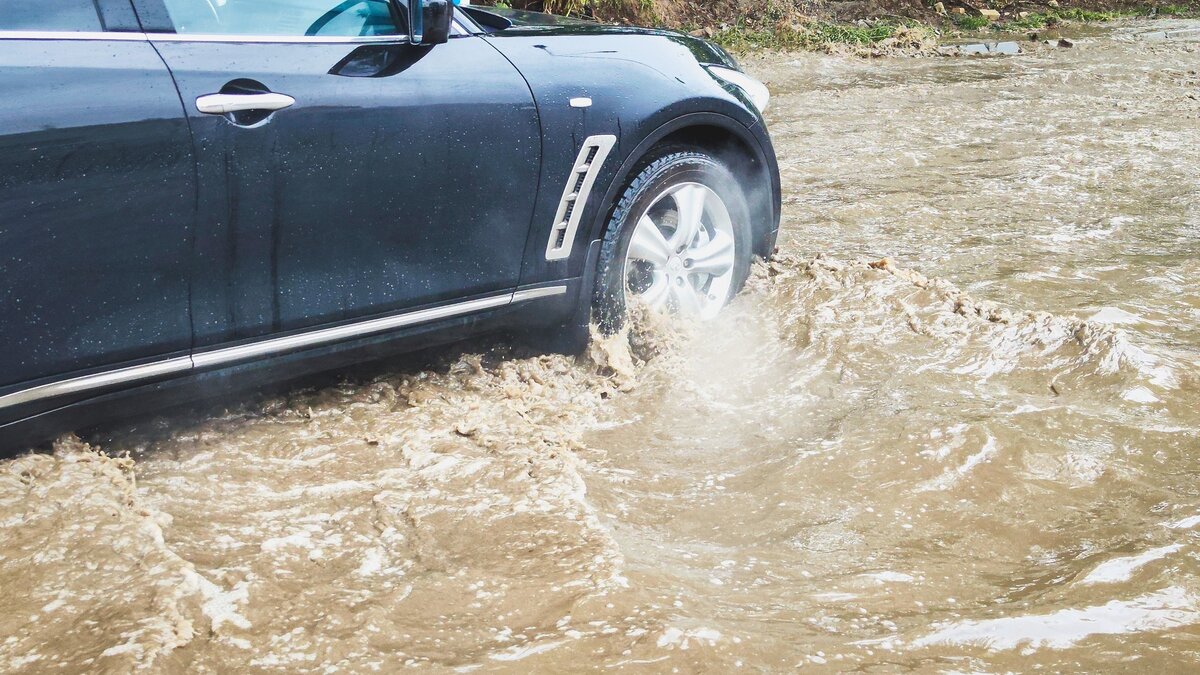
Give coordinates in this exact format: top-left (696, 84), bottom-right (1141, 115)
top-left (2, 19), bottom-right (1200, 673)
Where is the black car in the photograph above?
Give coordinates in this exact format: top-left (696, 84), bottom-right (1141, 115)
top-left (0, 0), bottom-right (780, 447)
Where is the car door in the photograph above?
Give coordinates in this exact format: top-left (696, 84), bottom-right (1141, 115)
top-left (132, 0), bottom-right (542, 350)
top-left (0, 2), bottom-right (196, 422)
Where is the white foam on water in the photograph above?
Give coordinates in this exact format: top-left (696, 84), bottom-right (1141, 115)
top-left (1088, 307), bottom-right (1149, 326)
top-left (656, 626), bottom-right (722, 650)
top-left (488, 639), bottom-right (565, 661)
top-left (1080, 544), bottom-right (1184, 585)
top-left (861, 571), bottom-right (916, 584)
top-left (812, 592), bottom-right (858, 602)
top-left (183, 570), bottom-right (252, 632)
top-left (918, 434), bottom-right (998, 492)
top-left (1122, 386), bottom-right (1160, 403)
top-left (356, 546), bottom-right (386, 576)
top-left (1165, 514), bottom-right (1200, 530)
top-left (260, 531), bottom-right (314, 553)
top-left (911, 586), bottom-right (1200, 653)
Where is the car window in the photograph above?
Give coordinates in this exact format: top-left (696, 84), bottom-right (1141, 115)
top-left (0, 2), bottom-right (102, 31)
top-left (160, 0), bottom-right (403, 37)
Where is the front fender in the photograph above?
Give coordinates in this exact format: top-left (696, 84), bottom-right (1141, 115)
top-left (585, 110), bottom-right (779, 248)
top-left (482, 31), bottom-right (767, 286)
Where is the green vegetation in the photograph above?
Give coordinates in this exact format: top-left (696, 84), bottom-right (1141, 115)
top-left (474, 0), bottom-right (1200, 53)
top-left (982, 5), bottom-right (1200, 33)
top-left (1054, 8), bottom-right (1124, 21)
top-left (809, 21), bottom-right (914, 44)
top-left (538, 0), bottom-right (652, 21)
top-left (1159, 3), bottom-right (1200, 14)
top-left (952, 14), bottom-right (992, 30)
top-left (695, 18), bottom-right (930, 52)
top-left (1005, 8), bottom-right (1132, 27)
top-left (706, 2), bottom-right (1200, 52)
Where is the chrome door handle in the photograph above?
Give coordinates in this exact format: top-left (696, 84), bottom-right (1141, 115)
top-left (195, 92), bottom-right (296, 115)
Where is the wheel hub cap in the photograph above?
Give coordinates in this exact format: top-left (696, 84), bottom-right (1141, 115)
top-left (622, 182), bottom-right (737, 320)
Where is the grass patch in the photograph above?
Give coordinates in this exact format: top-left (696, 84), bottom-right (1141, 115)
top-left (1159, 3), bottom-right (1200, 15)
top-left (537, 0), bottom-right (660, 22)
top-left (1054, 8), bottom-right (1124, 21)
top-left (684, 0), bottom-right (928, 53)
top-left (952, 14), bottom-right (992, 30)
top-left (480, 0), bottom-right (1200, 47)
top-left (807, 21), bottom-right (909, 44)
top-left (703, 18), bottom-right (926, 52)
top-left (991, 5), bottom-right (1200, 32)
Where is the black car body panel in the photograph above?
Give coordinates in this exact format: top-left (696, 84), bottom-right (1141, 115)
top-left (0, 35), bottom-right (196, 408)
top-left (474, 19), bottom-right (775, 283)
top-left (154, 36), bottom-right (543, 345)
top-left (0, 0), bottom-right (780, 449)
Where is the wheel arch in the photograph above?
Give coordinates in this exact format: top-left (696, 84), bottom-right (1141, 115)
top-left (587, 112), bottom-right (781, 259)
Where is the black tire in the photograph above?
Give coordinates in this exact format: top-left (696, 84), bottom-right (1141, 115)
top-left (592, 147), bottom-right (754, 334)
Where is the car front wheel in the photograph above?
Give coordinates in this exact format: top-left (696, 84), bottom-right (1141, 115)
top-left (594, 148), bottom-right (754, 333)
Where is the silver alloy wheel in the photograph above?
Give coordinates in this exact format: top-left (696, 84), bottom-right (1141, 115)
top-left (622, 182), bottom-right (737, 320)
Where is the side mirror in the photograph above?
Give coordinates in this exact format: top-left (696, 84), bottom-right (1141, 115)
top-left (407, 0), bottom-right (453, 45)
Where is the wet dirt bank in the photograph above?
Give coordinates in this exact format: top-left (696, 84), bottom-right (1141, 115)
top-left (3, 20), bottom-right (1200, 673)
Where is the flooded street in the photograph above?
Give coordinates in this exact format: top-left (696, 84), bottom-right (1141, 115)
top-left (4, 20), bottom-right (1200, 672)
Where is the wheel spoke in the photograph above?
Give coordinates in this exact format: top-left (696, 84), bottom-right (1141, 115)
top-left (670, 279), bottom-right (705, 316)
top-left (621, 181), bottom-right (736, 320)
top-left (627, 216), bottom-right (671, 266)
top-left (669, 184), bottom-right (707, 251)
top-left (685, 230), bottom-right (735, 278)
top-left (638, 271), bottom-right (671, 310)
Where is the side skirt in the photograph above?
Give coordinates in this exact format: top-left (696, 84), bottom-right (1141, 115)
top-left (0, 282), bottom-right (576, 452)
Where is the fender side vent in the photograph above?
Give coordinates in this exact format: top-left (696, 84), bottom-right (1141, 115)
top-left (545, 134), bottom-right (616, 261)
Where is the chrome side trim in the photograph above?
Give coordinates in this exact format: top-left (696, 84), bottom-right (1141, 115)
top-left (0, 357), bottom-right (192, 410)
top-left (512, 285), bottom-right (568, 302)
top-left (545, 134), bottom-right (617, 262)
top-left (192, 292), bottom-right (515, 369)
top-left (0, 24), bottom-right (473, 44)
top-left (0, 31), bottom-right (410, 44)
top-left (0, 285), bottom-right (569, 411)
top-left (0, 30), bottom-right (148, 41)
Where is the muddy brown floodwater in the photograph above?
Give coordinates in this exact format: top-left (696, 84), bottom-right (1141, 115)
top-left (4, 20), bottom-right (1200, 673)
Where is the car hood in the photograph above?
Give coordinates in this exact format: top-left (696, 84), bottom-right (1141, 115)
top-left (461, 7), bottom-right (738, 68)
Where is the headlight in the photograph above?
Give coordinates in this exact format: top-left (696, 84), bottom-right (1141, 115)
top-left (706, 65), bottom-right (770, 114)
